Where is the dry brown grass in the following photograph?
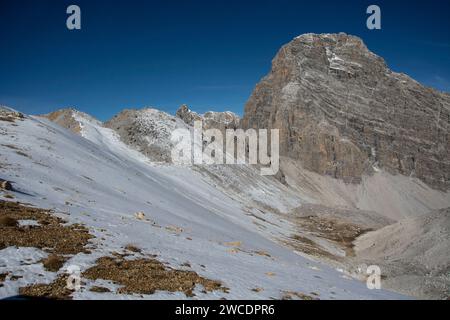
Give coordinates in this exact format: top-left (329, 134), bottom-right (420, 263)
top-left (224, 241), bottom-right (242, 247)
top-left (285, 215), bottom-right (372, 259)
top-left (281, 291), bottom-right (318, 300)
top-left (124, 244), bottom-right (141, 253)
top-left (165, 225), bottom-right (183, 233)
top-left (0, 200), bottom-right (93, 299)
top-left (286, 234), bottom-right (335, 259)
top-left (297, 216), bottom-right (370, 252)
top-left (0, 216), bottom-right (18, 227)
top-left (0, 273), bottom-right (8, 286)
top-left (1, 180), bottom-right (13, 190)
top-left (0, 200), bottom-right (92, 254)
top-left (90, 286), bottom-right (111, 293)
top-left (253, 250), bottom-right (271, 257)
top-left (41, 254), bottom-right (67, 272)
top-left (83, 255), bottom-right (228, 297)
top-left (19, 275), bottom-right (74, 300)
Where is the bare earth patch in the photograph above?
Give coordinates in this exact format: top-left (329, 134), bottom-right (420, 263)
top-left (83, 255), bottom-right (228, 297)
top-left (297, 215), bottom-right (371, 256)
top-left (285, 215), bottom-right (372, 260)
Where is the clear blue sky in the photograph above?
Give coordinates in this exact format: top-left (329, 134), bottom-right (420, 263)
top-left (1, 0), bottom-right (449, 121)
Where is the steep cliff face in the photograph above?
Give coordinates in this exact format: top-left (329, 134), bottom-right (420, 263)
top-left (242, 33), bottom-right (450, 189)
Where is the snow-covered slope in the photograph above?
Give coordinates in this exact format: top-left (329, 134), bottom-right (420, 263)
top-left (0, 109), bottom-right (405, 299)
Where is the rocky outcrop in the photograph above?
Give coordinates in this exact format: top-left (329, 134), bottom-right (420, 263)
top-left (0, 106), bottom-right (24, 122)
top-left (176, 105), bottom-right (240, 131)
top-left (41, 108), bottom-right (101, 135)
top-left (202, 111), bottom-right (240, 131)
top-left (176, 105), bottom-right (202, 126)
top-left (104, 108), bottom-right (189, 162)
top-left (242, 33), bottom-right (450, 190)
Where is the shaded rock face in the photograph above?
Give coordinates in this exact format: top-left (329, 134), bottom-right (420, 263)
top-left (242, 33), bottom-right (450, 189)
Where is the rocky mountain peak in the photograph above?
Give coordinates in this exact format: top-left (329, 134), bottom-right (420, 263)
top-left (242, 33), bottom-right (450, 190)
top-left (175, 104), bottom-right (202, 126)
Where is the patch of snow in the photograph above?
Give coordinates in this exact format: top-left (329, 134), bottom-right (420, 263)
top-left (17, 220), bottom-right (40, 227)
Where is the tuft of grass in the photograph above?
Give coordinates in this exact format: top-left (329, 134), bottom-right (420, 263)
top-left (19, 275), bottom-right (74, 300)
top-left (0, 273), bottom-right (8, 283)
top-left (90, 286), bottom-right (111, 293)
top-left (42, 254), bottom-right (66, 272)
top-left (0, 216), bottom-right (18, 227)
top-left (281, 290), bottom-right (318, 300)
top-left (124, 244), bottom-right (142, 253)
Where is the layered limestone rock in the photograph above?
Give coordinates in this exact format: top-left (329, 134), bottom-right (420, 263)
top-left (242, 33), bottom-right (450, 189)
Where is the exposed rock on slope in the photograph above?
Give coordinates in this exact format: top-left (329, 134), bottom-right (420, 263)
top-left (104, 108), bottom-right (189, 162)
top-left (242, 33), bottom-right (450, 190)
top-left (176, 105), bottom-right (203, 126)
top-left (41, 108), bottom-right (101, 135)
top-left (176, 104), bottom-right (241, 131)
top-left (0, 106), bottom-right (24, 122)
